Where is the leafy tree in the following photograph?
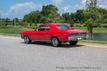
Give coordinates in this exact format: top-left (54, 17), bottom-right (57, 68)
top-left (41, 4), bottom-right (59, 23)
top-left (62, 13), bottom-right (74, 26)
top-left (22, 4), bottom-right (107, 29)
top-left (74, 10), bottom-right (85, 23)
top-left (5, 18), bottom-right (10, 26)
top-left (84, 7), bottom-right (99, 39)
top-left (62, 13), bottom-right (70, 21)
top-left (23, 11), bottom-right (41, 24)
top-left (23, 4), bottom-right (59, 24)
top-left (85, 19), bottom-right (94, 39)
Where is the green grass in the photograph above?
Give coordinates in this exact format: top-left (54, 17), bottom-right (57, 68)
top-left (0, 25), bottom-right (33, 35)
top-left (93, 28), bottom-right (107, 34)
top-left (0, 25), bottom-right (107, 35)
top-left (80, 40), bottom-right (107, 44)
top-left (76, 27), bottom-right (107, 34)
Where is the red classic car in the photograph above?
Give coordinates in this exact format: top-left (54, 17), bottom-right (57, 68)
top-left (21, 23), bottom-right (88, 47)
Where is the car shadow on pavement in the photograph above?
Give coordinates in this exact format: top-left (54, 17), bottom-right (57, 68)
top-left (60, 44), bottom-right (84, 48)
top-left (21, 41), bottom-right (84, 48)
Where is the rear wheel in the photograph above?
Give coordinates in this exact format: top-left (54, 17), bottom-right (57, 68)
top-left (24, 36), bottom-right (31, 44)
top-left (69, 41), bottom-right (78, 46)
top-left (51, 37), bottom-right (61, 47)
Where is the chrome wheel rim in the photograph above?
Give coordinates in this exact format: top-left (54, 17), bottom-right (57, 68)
top-left (52, 38), bottom-right (59, 47)
top-left (24, 36), bottom-right (29, 43)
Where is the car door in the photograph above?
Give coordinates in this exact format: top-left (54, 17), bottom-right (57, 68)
top-left (32, 25), bottom-right (51, 41)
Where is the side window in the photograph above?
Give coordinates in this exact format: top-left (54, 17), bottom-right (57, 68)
top-left (38, 26), bottom-right (50, 31)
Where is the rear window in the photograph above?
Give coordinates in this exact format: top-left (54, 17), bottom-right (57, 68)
top-left (57, 25), bottom-right (70, 30)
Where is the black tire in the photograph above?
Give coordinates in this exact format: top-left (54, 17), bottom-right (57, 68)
top-left (69, 41), bottom-right (78, 45)
top-left (24, 36), bottom-right (31, 44)
top-left (51, 37), bottom-right (61, 47)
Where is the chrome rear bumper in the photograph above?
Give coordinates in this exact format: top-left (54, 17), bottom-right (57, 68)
top-left (68, 33), bottom-right (89, 41)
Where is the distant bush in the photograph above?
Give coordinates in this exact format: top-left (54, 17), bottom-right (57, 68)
top-left (100, 24), bottom-right (107, 28)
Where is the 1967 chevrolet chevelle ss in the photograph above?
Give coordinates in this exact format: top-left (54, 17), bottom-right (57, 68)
top-left (21, 23), bottom-right (88, 47)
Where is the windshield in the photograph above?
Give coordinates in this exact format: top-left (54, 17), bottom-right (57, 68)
top-left (57, 25), bottom-right (70, 30)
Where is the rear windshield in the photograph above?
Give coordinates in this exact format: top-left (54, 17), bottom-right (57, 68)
top-left (57, 25), bottom-right (70, 30)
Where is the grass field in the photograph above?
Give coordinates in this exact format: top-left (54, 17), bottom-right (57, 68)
top-left (0, 25), bottom-right (107, 35)
top-left (80, 40), bottom-right (107, 44)
top-left (76, 27), bottom-right (107, 34)
top-left (0, 25), bottom-right (33, 35)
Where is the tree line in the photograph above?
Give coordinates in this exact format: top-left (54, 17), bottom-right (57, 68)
top-left (1, 4), bottom-right (107, 27)
top-left (23, 5), bottom-right (62, 24)
top-left (22, 4), bottom-right (107, 27)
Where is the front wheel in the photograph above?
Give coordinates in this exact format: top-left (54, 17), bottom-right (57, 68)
top-left (69, 41), bottom-right (78, 46)
top-left (24, 36), bottom-right (31, 44)
top-left (51, 37), bottom-right (61, 47)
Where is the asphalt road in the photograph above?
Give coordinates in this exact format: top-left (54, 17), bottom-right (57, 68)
top-left (0, 36), bottom-right (107, 71)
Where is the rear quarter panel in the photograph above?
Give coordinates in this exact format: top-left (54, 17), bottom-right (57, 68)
top-left (51, 30), bottom-right (68, 42)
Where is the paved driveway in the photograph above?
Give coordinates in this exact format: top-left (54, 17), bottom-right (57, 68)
top-left (0, 36), bottom-right (107, 71)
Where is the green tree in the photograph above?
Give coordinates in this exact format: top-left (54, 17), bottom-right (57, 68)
top-left (85, 19), bottom-right (94, 39)
top-left (23, 11), bottom-right (41, 24)
top-left (23, 4), bottom-right (59, 24)
top-left (74, 10), bottom-right (85, 23)
top-left (5, 18), bottom-right (10, 26)
top-left (84, 7), bottom-right (100, 39)
top-left (62, 13), bottom-right (74, 26)
top-left (41, 4), bottom-right (59, 23)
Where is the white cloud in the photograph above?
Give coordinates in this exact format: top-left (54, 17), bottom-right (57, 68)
top-left (5, 2), bottom-right (41, 19)
top-left (81, 0), bottom-right (87, 5)
top-left (52, 0), bottom-right (64, 6)
top-left (98, 0), bottom-right (107, 9)
top-left (63, 4), bottom-right (85, 13)
top-left (10, 2), bottom-right (40, 11)
top-left (63, 6), bottom-right (72, 13)
top-left (62, 0), bottom-right (86, 13)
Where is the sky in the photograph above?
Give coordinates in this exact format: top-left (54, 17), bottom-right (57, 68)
top-left (0, 0), bottom-right (107, 19)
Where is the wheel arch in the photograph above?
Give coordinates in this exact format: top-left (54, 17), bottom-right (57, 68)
top-left (51, 36), bottom-right (60, 41)
top-left (23, 35), bottom-right (31, 40)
